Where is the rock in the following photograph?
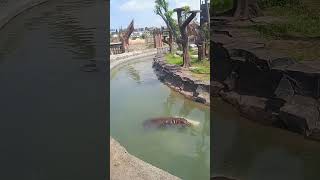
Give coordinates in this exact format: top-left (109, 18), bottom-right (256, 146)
top-left (176, 51), bottom-right (183, 56)
top-left (195, 85), bottom-right (210, 104)
top-left (279, 95), bottom-right (320, 136)
top-left (274, 74), bottom-right (295, 100)
top-left (219, 91), bottom-right (241, 107)
top-left (194, 96), bottom-right (207, 104)
top-left (235, 59), bottom-right (276, 97)
top-left (211, 81), bottom-right (225, 96)
top-left (265, 97), bottom-right (286, 113)
top-left (211, 16), bottom-right (320, 139)
top-left (211, 42), bottom-right (233, 81)
top-left (181, 78), bottom-right (197, 92)
top-left (189, 44), bottom-right (197, 48)
top-left (238, 95), bottom-right (276, 125)
top-left (223, 72), bottom-right (237, 91)
top-left (153, 56), bottom-right (210, 106)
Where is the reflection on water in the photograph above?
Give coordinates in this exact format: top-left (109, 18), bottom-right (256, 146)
top-left (126, 65), bottom-right (141, 83)
top-left (0, 0), bottom-right (107, 179)
top-left (212, 99), bottom-right (320, 180)
top-left (110, 58), bottom-right (210, 180)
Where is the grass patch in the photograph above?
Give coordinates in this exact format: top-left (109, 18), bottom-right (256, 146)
top-left (212, 0), bottom-right (234, 13)
top-left (165, 53), bottom-right (183, 65)
top-left (258, 0), bottom-right (301, 9)
top-left (189, 48), bottom-right (198, 56)
top-left (189, 60), bottom-right (210, 74)
top-left (164, 53), bottom-right (210, 80)
top-left (253, 1), bottom-right (320, 38)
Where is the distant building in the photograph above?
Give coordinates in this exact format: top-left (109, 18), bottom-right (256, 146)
top-left (136, 28), bottom-right (144, 32)
top-left (110, 28), bottom-right (117, 33)
top-left (131, 31), bottom-right (143, 38)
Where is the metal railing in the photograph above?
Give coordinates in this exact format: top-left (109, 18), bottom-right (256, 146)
top-left (110, 42), bottom-right (124, 55)
top-left (157, 47), bottom-right (170, 54)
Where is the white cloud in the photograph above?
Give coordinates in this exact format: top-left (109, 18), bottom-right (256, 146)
top-left (119, 0), bottom-right (155, 12)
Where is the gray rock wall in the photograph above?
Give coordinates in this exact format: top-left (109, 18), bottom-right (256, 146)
top-left (211, 40), bottom-right (320, 141)
top-left (153, 54), bottom-right (210, 105)
top-left (0, 0), bottom-right (48, 29)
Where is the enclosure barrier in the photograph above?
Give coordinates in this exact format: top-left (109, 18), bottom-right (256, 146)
top-left (110, 42), bottom-right (124, 55)
top-left (157, 47), bottom-right (170, 54)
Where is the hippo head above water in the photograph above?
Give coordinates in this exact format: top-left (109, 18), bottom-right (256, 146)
top-left (143, 117), bottom-right (194, 129)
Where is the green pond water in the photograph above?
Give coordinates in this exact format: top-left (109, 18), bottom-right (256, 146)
top-left (110, 57), bottom-right (210, 180)
top-left (111, 56), bottom-right (320, 180)
top-left (212, 98), bottom-right (320, 180)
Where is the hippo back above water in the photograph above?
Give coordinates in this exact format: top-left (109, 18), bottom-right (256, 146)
top-left (143, 117), bottom-right (192, 129)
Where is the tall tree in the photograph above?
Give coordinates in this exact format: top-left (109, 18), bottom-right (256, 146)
top-left (174, 8), bottom-right (199, 68)
top-left (233, 0), bottom-right (262, 19)
top-left (154, 0), bottom-right (179, 52)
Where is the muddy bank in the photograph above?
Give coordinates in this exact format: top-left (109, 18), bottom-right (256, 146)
top-left (152, 54), bottom-right (210, 105)
top-left (211, 17), bottom-right (320, 141)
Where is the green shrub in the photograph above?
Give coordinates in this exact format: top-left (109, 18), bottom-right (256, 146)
top-left (258, 0), bottom-right (301, 9)
top-left (212, 0), bottom-right (233, 13)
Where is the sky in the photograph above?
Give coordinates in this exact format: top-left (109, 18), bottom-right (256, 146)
top-left (110, 0), bottom-right (201, 29)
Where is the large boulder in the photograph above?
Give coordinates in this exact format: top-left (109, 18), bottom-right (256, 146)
top-left (195, 85), bottom-right (210, 104)
top-left (279, 95), bottom-right (320, 138)
top-left (238, 95), bottom-right (276, 125)
top-left (219, 91), bottom-right (241, 108)
top-left (211, 81), bottom-right (225, 97)
top-left (211, 42), bottom-right (233, 82)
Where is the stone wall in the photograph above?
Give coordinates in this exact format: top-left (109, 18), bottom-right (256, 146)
top-left (153, 54), bottom-right (210, 105)
top-left (211, 40), bottom-right (320, 141)
top-left (0, 0), bottom-right (48, 29)
top-left (110, 48), bottom-right (157, 69)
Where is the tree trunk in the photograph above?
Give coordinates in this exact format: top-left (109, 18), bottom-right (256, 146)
top-left (175, 8), bottom-right (198, 68)
top-left (198, 44), bottom-right (205, 61)
top-left (233, 0), bottom-right (262, 19)
top-left (182, 42), bottom-right (191, 67)
top-left (181, 28), bottom-right (190, 67)
top-left (169, 32), bottom-right (173, 53)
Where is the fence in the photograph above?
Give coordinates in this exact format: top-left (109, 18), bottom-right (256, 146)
top-left (157, 47), bottom-right (170, 54)
top-left (110, 42), bottom-right (124, 55)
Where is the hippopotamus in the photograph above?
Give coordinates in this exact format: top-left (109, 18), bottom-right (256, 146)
top-left (143, 117), bottom-right (199, 129)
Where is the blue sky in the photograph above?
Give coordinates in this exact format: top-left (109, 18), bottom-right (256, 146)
top-left (110, 0), bottom-right (201, 29)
